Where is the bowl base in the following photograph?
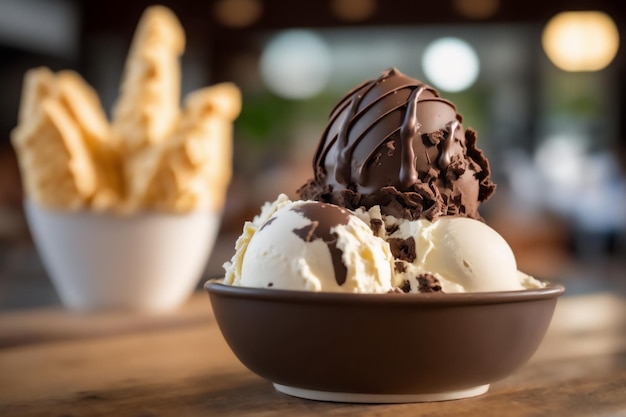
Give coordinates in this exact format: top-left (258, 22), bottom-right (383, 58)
top-left (274, 383), bottom-right (489, 403)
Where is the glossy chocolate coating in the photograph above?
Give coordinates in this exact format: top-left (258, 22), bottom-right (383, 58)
top-left (299, 68), bottom-right (495, 221)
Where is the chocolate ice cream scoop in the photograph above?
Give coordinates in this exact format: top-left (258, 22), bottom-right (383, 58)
top-left (299, 68), bottom-right (495, 221)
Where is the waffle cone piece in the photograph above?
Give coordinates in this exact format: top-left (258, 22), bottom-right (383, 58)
top-left (12, 6), bottom-right (241, 214)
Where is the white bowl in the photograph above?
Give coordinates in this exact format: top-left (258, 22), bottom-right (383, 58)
top-left (25, 200), bottom-right (221, 312)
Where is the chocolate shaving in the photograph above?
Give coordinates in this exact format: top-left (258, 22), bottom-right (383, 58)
top-left (387, 237), bottom-right (416, 263)
top-left (370, 218), bottom-right (383, 235)
top-left (416, 273), bottom-right (443, 293)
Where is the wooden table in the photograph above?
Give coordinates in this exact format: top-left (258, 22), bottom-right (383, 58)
top-left (0, 291), bottom-right (625, 417)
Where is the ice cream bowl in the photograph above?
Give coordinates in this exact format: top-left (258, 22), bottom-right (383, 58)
top-left (205, 281), bottom-right (565, 403)
top-left (25, 200), bottom-right (222, 312)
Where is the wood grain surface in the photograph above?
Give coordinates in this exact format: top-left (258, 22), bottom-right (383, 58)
top-left (0, 292), bottom-right (625, 417)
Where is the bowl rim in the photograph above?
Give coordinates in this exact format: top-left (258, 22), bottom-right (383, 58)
top-left (205, 281), bottom-right (565, 306)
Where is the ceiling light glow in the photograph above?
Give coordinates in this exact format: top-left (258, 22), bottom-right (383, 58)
top-left (260, 30), bottom-right (332, 100)
top-left (542, 11), bottom-right (619, 72)
top-left (421, 37), bottom-right (480, 92)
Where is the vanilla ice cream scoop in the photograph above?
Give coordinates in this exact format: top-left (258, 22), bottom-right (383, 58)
top-left (230, 199), bottom-right (395, 293)
top-left (386, 216), bottom-right (544, 293)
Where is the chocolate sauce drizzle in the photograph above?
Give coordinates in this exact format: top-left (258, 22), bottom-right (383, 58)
top-left (291, 203), bottom-right (351, 286)
top-left (319, 68), bottom-right (460, 191)
top-left (399, 86), bottom-right (425, 187)
top-left (439, 120), bottom-right (460, 170)
top-left (335, 95), bottom-right (362, 185)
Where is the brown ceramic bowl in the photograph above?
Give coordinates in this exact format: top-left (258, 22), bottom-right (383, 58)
top-left (205, 282), bottom-right (564, 403)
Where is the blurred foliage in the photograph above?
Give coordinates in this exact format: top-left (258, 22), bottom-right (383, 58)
top-left (235, 91), bottom-right (296, 147)
top-left (545, 70), bottom-right (606, 117)
top-left (445, 87), bottom-right (489, 138)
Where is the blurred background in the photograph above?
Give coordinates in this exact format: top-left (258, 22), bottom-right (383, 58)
top-left (0, 0), bottom-right (624, 309)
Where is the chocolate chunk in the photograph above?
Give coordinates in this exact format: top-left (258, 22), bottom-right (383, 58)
top-left (387, 237), bottom-right (416, 263)
top-left (394, 260), bottom-right (407, 273)
top-left (370, 218), bottom-right (383, 235)
top-left (416, 273), bottom-right (443, 293)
